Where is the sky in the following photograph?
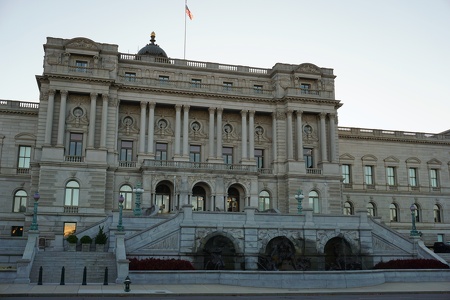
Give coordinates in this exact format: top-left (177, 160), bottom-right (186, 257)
top-left (1, 0), bottom-right (449, 133)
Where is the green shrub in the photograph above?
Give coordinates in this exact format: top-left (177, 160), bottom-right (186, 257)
top-left (66, 234), bottom-right (78, 244)
top-left (80, 235), bottom-right (92, 244)
top-left (373, 259), bottom-right (449, 269)
top-left (95, 226), bottom-right (107, 244)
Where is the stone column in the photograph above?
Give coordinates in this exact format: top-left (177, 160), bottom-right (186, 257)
top-left (272, 112), bottom-right (277, 162)
top-left (216, 108), bottom-right (223, 159)
top-left (241, 110), bottom-right (248, 160)
top-left (208, 107), bottom-right (215, 159)
top-left (147, 102), bottom-right (155, 154)
top-left (319, 113), bottom-right (328, 162)
top-left (296, 110), bottom-right (303, 161)
top-left (100, 94), bottom-right (108, 148)
top-left (329, 113), bottom-right (337, 163)
top-left (248, 110), bottom-right (255, 160)
top-left (56, 90), bottom-right (68, 147)
top-left (286, 110), bottom-right (294, 160)
top-left (139, 101), bottom-right (147, 153)
top-left (182, 105), bottom-right (190, 157)
top-left (174, 104), bottom-right (182, 157)
top-left (44, 89), bottom-right (55, 145)
top-left (87, 93), bottom-right (97, 148)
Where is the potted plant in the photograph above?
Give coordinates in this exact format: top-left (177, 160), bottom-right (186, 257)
top-left (80, 235), bottom-right (92, 252)
top-left (94, 226), bottom-right (107, 252)
top-left (66, 234), bottom-right (78, 252)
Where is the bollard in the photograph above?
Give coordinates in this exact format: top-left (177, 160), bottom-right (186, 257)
top-left (103, 267), bottom-right (108, 285)
top-left (82, 266), bottom-right (87, 285)
top-left (37, 266), bottom-right (43, 285)
top-left (60, 266), bottom-right (65, 285)
top-left (124, 276), bottom-right (131, 292)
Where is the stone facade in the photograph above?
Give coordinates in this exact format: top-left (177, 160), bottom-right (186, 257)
top-left (0, 36), bottom-right (449, 271)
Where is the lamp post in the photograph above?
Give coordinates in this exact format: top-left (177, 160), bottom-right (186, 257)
top-left (295, 189), bottom-right (304, 214)
top-left (133, 183), bottom-right (143, 216)
top-left (30, 192), bottom-right (40, 231)
top-left (117, 194), bottom-right (124, 231)
top-left (410, 204), bottom-right (420, 237)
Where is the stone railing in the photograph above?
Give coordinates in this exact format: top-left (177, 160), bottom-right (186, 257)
top-left (338, 127), bottom-right (450, 142)
top-left (0, 99), bottom-right (39, 112)
top-left (142, 160), bottom-right (258, 173)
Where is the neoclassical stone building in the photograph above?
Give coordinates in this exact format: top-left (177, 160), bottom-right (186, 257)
top-left (0, 35), bottom-right (448, 277)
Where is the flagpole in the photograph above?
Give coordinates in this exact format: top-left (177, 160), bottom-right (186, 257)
top-left (184, 0), bottom-right (187, 59)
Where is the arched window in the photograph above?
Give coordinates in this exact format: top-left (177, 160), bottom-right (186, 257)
top-left (65, 180), bottom-right (80, 206)
top-left (390, 203), bottom-right (398, 222)
top-left (155, 184), bottom-right (171, 213)
top-left (434, 204), bottom-right (442, 223)
top-left (343, 201), bottom-right (353, 215)
top-left (192, 186), bottom-right (206, 211)
top-left (308, 191), bottom-right (319, 213)
top-left (258, 190), bottom-right (270, 211)
top-left (367, 202), bottom-right (376, 217)
top-left (120, 185), bottom-right (133, 210)
top-left (412, 203), bottom-right (420, 222)
top-left (13, 190), bottom-right (27, 212)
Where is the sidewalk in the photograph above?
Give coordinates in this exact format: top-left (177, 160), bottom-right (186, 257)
top-left (1, 282), bottom-right (449, 297)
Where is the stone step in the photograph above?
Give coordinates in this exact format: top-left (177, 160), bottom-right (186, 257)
top-left (30, 251), bottom-right (117, 284)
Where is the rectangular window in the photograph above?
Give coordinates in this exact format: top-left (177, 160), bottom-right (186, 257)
top-left (303, 148), bottom-right (314, 168)
top-left (253, 85), bottom-right (263, 94)
top-left (341, 164), bottom-right (351, 184)
top-left (223, 82), bottom-right (233, 91)
top-left (11, 226), bottom-right (23, 237)
top-left (159, 75), bottom-right (169, 85)
top-left (386, 167), bottom-right (396, 186)
top-left (120, 140), bottom-right (133, 161)
top-left (364, 165), bottom-right (374, 185)
top-left (63, 222), bottom-right (77, 237)
top-left (300, 83), bottom-right (311, 94)
top-left (18, 146), bottom-right (31, 169)
top-left (189, 145), bottom-right (201, 163)
top-left (156, 143), bottom-right (168, 161)
top-left (125, 72), bottom-right (136, 82)
top-left (430, 169), bottom-right (439, 188)
top-left (223, 147), bottom-right (233, 165)
top-left (75, 60), bottom-right (88, 73)
top-left (191, 78), bottom-right (202, 88)
top-left (437, 234), bottom-right (444, 242)
top-left (69, 133), bottom-right (83, 156)
top-left (255, 149), bottom-right (264, 169)
top-left (409, 167), bottom-right (418, 186)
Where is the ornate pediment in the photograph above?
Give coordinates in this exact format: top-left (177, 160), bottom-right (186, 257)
top-left (340, 153), bottom-right (355, 161)
top-left (384, 156), bottom-right (399, 163)
top-left (64, 37), bottom-right (99, 51)
top-left (295, 63), bottom-right (321, 74)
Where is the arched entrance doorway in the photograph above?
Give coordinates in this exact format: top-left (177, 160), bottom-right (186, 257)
top-left (259, 236), bottom-right (299, 270)
top-left (324, 237), bottom-right (360, 270)
top-left (227, 186), bottom-right (240, 212)
top-left (155, 183), bottom-right (171, 213)
top-left (191, 186), bottom-right (206, 211)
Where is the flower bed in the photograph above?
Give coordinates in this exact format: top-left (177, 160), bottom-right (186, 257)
top-left (129, 257), bottom-right (195, 270)
top-left (373, 259), bottom-right (449, 269)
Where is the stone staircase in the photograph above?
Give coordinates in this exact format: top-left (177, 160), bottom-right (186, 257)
top-left (436, 253), bottom-right (450, 264)
top-left (30, 251), bottom-right (117, 284)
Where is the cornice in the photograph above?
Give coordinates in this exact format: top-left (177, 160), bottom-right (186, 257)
top-left (338, 134), bottom-right (450, 146)
top-left (45, 74), bottom-right (114, 85)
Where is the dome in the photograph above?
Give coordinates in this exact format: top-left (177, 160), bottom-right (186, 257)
top-left (137, 32), bottom-right (168, 58)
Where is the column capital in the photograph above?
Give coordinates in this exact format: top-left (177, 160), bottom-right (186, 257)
top-left (286, 109), bottom-right (293, 116)
top-left (319, 112), bottom-right (326, 118)
top-left (208, 107), bottom-right (216, 113)
top-left (328, 113), bottom-right (336, 119)
top-left (90, 92), bottom-right (98, 99)
top-left (240, 110), bottom-right (248, 116)
top-left (60, 90), bottom-right (68, 97)
top-left (183, 105), bottom-right (190, 111)
top-left (102, 94), bottom-right (109, 101)
top-left (216, 107), bottom-right (223, 113)
top-left (248, 110), bottom-right (255, 116)
top-left (140, 101), bottom-right (147, 108)
top-left (296, 110), bottom-right (303, 116)
top-left (149, 102), bottom-right (156, 109)
top-left (175, 104), bottom-right (182, 110)
top-left (48, 89), bottom-right (56, 97)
